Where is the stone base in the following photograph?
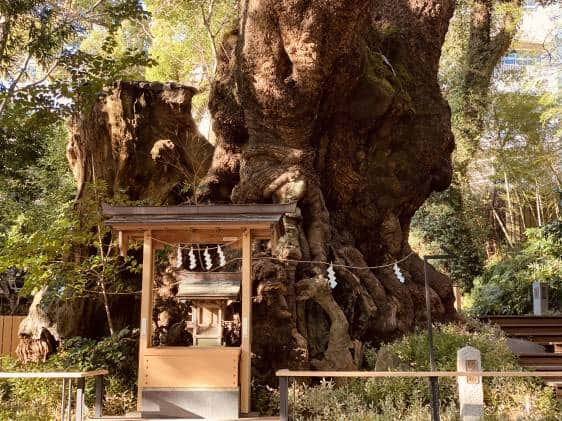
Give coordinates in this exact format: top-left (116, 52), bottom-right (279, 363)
top-left (141, 388), bottom-right (240, 420)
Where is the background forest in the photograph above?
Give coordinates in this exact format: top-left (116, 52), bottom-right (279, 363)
top-left (0, 0), bottom-right (561, 419)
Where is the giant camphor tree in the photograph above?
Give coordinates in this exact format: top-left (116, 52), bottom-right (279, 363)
top-left (198, 0), bottom-right (458, 374)
top-left (16, 0), bottom-right (460, 376)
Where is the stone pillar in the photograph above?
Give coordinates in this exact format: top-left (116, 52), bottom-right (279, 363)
top-left (457, 346), bottom-right (483, 421)
top-left (533, 282), bottom-right (548, 315)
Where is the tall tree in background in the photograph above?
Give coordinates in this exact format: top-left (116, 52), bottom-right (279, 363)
top-left (451, 0), bottom-right (523, 177)
top-left (411, 0), bottom-right (528, 288)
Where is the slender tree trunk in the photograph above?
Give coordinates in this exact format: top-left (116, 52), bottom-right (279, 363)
top-left (493, 208), bottom-right (514, 248)
top-left (455, 0), bottom-right (522, 178)
top-left (536, 181), bottom-right (543, 227)
top-left (504, 172), bottom-right (515, 243)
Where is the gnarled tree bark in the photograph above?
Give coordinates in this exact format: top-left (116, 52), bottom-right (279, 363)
top-left (17, 82), bottom-right (214, 362)
top-left (200, 0), bottom-right (459, 378)
top-left (18, 2), bottom-right (460, 382)
top-left (67, 81), bottom-right (213, 204)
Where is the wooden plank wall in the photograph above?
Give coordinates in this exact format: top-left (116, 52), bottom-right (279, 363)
top-left (0, 316), bottom-right (25, 358)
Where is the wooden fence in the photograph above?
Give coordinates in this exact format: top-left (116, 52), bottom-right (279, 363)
top-left (0, 369), bottom-right (108, 421)
top-left (276, 369), bottom-right (562, 421)
top-left (0, 315), bottom-right (25, 357)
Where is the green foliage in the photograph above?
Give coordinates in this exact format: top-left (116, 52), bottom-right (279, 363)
top-left (288, 380), bottom-right (459, 421)
top-left (0, 119), bottom-right (141, 323)
top-left (61, 329), bottom-right (138, 384)
top-left (144, 0), bottom-right (237, 117)
top-left (0, 192), bottom-right (141, 314)
top-left (470, 220), bottom-right (562, 315)
top-left (0, 0), bottom-right (152, 119)
top-left (0, 1), bottom-right (153, 305)
top-left (411, 186), bottom-right (487, 290)
top-left (0, 124), bottom-right (127, 298)
top-left (0, 106), bottom-right (60, 182)
top-left (254, 322), bottom-right (560, 419)
top-left (0, 329), bottom-right (139, 419)
top-left (361, 321), bottom-right (561, 419)
top-left (0, 122), bottom-right (76, 289)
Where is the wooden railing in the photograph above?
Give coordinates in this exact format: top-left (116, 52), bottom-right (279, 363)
top-left (0, 315), bottom-right (26, 357)
top-left (0, 369), bottom-right (108, 421)
top-left (276, 369), bottom-right (562, 421)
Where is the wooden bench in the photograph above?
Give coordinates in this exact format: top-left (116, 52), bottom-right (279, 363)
top-left (0, 369), bottom-right (108, 421)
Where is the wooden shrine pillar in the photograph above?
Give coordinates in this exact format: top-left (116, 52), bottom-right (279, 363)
top-left (137, 230), bottom-right (153, 411)
top-left (118, 231), bottom-right (129, 257)
top-left (240, 228), bottom-right (252, 414)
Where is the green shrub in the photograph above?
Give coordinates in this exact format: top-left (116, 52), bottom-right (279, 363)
top-left (366, 321), bottom-right (560, 419)
top-left (253, 321), bottom-right (560, 419)
top-left (470, 221), bottom-right (562, 315)
top-left (0, 357), bottom-right (60, 421)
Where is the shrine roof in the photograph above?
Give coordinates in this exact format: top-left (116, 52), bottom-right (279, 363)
top-left (175, 271), bottom-right (241, 299)
top-left (102, 203), bottom-right (296, 230)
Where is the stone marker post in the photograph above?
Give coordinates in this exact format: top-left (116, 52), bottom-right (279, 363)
top-left (533, 282), bottom-right (548, 315)
top-left (457, 346), bottom-right (483, 421)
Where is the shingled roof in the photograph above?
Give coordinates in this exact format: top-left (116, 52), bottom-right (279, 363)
top-left (175, 271), bottom-right (241, 300)
top-left (102, 203), bottom-right (297, 228)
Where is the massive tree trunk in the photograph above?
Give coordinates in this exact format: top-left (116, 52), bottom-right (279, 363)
top-left (17, 82), bottom-right (213, 361)
top-left (200, 0), bottom-right (458, 376)
top-left (19, 2), bottom-right (459, 380)
top-left (67, 81), bottom-right (213, 204)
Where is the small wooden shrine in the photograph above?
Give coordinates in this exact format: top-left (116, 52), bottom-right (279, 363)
top-left (176, 271), bottom-right (241, 347)
top-left (102, 203), bottom-right (295, 419)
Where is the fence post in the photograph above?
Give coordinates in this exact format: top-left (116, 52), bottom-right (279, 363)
top-left (76, 377), bottom-right (85, 421)
top-left (95, 374), bottom-right (104, 417)
top-left (533, 282), bottom-right (548, 315)
top-left (66, 379), bottom-right (72, 421)
top-left (279, 375), bottom-right (289, 421)
top-left (60, 378), bottom-right (66, 421)
top-left (457, 346), bottom-right (483, 421)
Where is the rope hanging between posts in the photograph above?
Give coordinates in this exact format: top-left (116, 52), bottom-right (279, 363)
top-left (85, 238), bottom-right (415, 295)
